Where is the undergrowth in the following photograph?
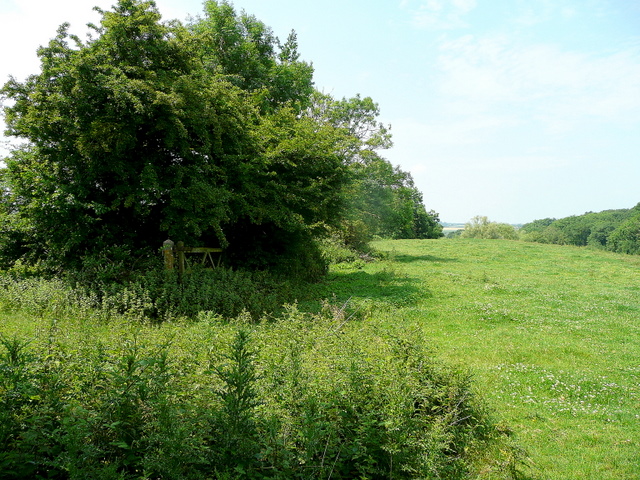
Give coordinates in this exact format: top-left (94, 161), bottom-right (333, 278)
top-left (0, 303), bottom-right (521, 479)
top-left (0, 266), bottom-right (296, 322)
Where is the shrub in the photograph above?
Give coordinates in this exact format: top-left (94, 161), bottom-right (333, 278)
top-left (319, 234), bottom-right (362, 264)
top-left (332, 219), bottom-right (373, 252)
top-left (461, 216), bottom-right (519, 240)
top-left (520, 225), bottom-right (568, 244)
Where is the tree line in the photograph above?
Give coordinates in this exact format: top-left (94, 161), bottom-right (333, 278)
top-left (0, 0), bottom-right (442, 281)
top-left (447, 205), bottom-right (640, 257)
top-left (520, 203), bottom-right (640, 254)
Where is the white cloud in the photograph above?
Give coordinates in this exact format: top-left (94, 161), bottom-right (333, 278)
top-left (434, 34), bottom-right (640, 131)
top-left (401, 0), bottom-right (477, 29)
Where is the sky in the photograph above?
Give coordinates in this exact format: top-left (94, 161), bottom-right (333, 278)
top-left (1, 0), bottom-right (639, 224)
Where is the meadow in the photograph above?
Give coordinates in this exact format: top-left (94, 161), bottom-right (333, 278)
top-left (0, 238), bottom-right (638, 479)
top-left (319, 238), bottom-right (640, 479)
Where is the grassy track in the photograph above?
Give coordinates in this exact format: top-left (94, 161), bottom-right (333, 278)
top-left (320, 238), bottom-right (640, 479)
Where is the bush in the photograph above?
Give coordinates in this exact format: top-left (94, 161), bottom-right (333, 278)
top-left (332, 219), bottom-right (373, 252)
top-left (318, 233), bottom-right (364, 264)
top-left (520, 225), bottom-right (568, 244)
top-left (460, 216), bottom-right (519, 240)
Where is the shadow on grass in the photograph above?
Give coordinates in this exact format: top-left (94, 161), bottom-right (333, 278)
top-left (311, 267), bottom-right (431, 310)
top-left (391, 254), bottom-right (459, 264)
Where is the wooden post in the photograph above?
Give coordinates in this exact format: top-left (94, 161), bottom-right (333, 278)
top-left (177, 241), bottom-right (185, 278)
top-left (162, 239), bottom-right (175, 270)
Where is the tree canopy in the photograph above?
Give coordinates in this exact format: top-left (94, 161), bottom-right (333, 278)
top-left (0, 0), bottom-right (440, 276)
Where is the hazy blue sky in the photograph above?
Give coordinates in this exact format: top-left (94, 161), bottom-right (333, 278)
top-left (1, 0), bottom-right (639, 223)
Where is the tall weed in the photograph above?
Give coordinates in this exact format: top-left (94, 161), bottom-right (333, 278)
top-left (0, 265), bottom-right (294, 322)
top-left (0, 307), bottom-right (518, 479)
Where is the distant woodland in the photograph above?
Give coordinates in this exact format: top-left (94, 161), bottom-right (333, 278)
top-left (520, 203), bottom-right (640, 255)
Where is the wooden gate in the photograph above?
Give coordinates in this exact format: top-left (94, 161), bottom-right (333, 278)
top-left (162, 239), bottom-right (222, 277)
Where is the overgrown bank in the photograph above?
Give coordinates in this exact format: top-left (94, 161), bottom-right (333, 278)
top-left (8, 235), bottom-right (637, 479)
top-left (0, 298), bottom-right (518, 479)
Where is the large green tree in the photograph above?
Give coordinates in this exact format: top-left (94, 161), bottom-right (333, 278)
top-left (190, 1), bottom-right (314, 113)
top-left (305, 92), bottom-right (441, 242)
top-left (1, 0), bottom-right (441, 276)
top-left (0, 0), bottom-right (347, 273)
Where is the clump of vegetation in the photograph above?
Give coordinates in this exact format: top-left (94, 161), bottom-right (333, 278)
top-left (460, 216), bottom-right (519, 240)
top-left (0, 304), bottom-right (519, 479)
top-left (0, 265), bottom-right (300, 322)
top-left (0, 0), bottom-right (442, 298)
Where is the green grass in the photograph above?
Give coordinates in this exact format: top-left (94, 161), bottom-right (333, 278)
top-left (315, 238), bottom-right (640, 479)
top-left (1, 238), bottom-right (638, 478)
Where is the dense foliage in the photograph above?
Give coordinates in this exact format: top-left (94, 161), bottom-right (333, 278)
top-left (606, 212), bottom-right (640, 255)
top-left (520, 203), bottom-right (640, 254)
top-left (0, 0), bottom-right (440, 280)
top-left (0, 287), bottom-right (515, 479)
top-left (0, 0), bottom-right (344, 276)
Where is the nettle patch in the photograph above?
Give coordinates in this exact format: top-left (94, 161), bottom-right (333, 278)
top-left (0, 305), bottom-right (520, 480)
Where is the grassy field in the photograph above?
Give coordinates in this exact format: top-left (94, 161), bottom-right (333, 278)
top-left (1, 238), bottom-right (638, 478)
top-left (315, 238), bottom-right (640, 479)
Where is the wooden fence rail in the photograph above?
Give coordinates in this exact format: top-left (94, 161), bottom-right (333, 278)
top-left (162, 239), bottom-right (223, 277)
